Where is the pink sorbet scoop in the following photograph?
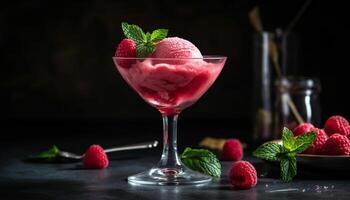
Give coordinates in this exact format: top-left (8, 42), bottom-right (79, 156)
top-left (152, 37), bottom-right (203, 59)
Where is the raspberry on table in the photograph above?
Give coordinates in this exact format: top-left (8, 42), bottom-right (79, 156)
top-left (229, 161), bottom-right (257, 189)
top-left (302, 128), bottom-right (328, 154)
top-left (83, 144), bottom-right (109, 169)
top-left (322, 133), bottom-right (350, 155)
top-left (292, 123), bottom-right (315, 137)
top-left (221, 139), bottom-right (243, 161)
top-left (324, 115), bottom-right (350, 137)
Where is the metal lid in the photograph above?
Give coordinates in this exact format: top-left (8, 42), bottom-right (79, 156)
top-left (276, 76), bottom-right (321, 93)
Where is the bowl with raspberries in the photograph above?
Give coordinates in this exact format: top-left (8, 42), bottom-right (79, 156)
top-left (282, 115), bottom-right (350, 171)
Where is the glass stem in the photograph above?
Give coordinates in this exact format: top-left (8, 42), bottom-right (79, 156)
top-left (158, 114), bottom-right (182, 169)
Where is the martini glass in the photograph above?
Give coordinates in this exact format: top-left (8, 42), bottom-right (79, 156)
top-left (112, 56), bottom-right (226, 185)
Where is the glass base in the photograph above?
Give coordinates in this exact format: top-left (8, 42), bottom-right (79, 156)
top-left (128, 167), bottom-right (212, 185)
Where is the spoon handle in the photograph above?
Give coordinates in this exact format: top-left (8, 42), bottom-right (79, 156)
top-left (104, 140), bottom-right (159, 153)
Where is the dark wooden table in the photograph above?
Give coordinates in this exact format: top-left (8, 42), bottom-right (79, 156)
top-left (1, 148), bottom-right (349, 199)
top-left (0, 121), bottom-right (349, 200)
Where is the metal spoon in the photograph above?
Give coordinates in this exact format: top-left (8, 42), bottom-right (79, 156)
top-left (58, 140), bottom-right (159, 161)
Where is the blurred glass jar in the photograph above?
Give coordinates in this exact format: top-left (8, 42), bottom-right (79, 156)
top-left (274, 77), bottom-right (321, 137)
top-left (252, 32), bottom-right (274, 144)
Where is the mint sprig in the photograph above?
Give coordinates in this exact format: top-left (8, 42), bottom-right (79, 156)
top-left (253, 127), bottom-right (316, 182)
top-left (180, 147), bottom-right (221, 178)
top-left (121, 22), bottom-right (168, 58)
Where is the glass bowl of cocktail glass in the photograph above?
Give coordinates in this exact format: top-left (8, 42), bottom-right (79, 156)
top-left (112, 56), bottom-right (226, 185)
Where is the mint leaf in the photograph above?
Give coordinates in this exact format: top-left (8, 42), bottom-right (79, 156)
top-left (293, 131), bottom-right (317, 153)
top-left (180, 147), bottom-right (221, 178)
top-left (150, 29), bottom-right (168, 43)
top-left (136, 44), bottom-right (155, 58)
top-left (282, 127), bottom-right (295, 151)
top-left (145, 32), bottom-right (152, 41)
top-left (253, 142), bottom-right (282, 161)
top-left (121, 22), bottom-right (146, 43)
top-left (32, 145), bottom-right (60, 162)
top-left (280, 157), bottom-right (297, 182)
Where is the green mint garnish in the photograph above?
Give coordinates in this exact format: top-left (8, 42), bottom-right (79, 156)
top-left (253, 127), bottom-right (316, 182)
top-left (150, 29), bottom-right (169, 43)
top-left (253, 142), bottom-right (282, 161)
top-left (292, 131), bottom-right (317, 153)
top-left (180, 147), bottom-right (221, 178)
top-left (30, 145), bottom-right (61, 162)
top-left (282, 127), bottom-right (295, 151)
top-left (280, 156), bottom-right (297, 182)
top-left (121, 22), bottom-right (168, 58)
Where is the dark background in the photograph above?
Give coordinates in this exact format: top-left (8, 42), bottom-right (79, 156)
top-left (1, 0), bottom-right (349, 145)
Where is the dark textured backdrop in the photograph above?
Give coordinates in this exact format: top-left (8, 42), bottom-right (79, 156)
top-left (1, 0), bottom-right (349, 140)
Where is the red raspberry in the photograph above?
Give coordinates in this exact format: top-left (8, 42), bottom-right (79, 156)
top-left (83, 144), bottom-right (109, 169)
top-left (324, 115), bottom-right (350, 136)
top-left (322, 134), bottom-right (350, 155)
top-left (292, 123), bottom-right (315, 137)
top-left (115, 38), bottom-right (136, 68)
top-left (221, 139), bottom-right (243, 161)
top-left (229, 161), bottom-right (257, 189)
top-left (302, 128), bottom-right (328, 154)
